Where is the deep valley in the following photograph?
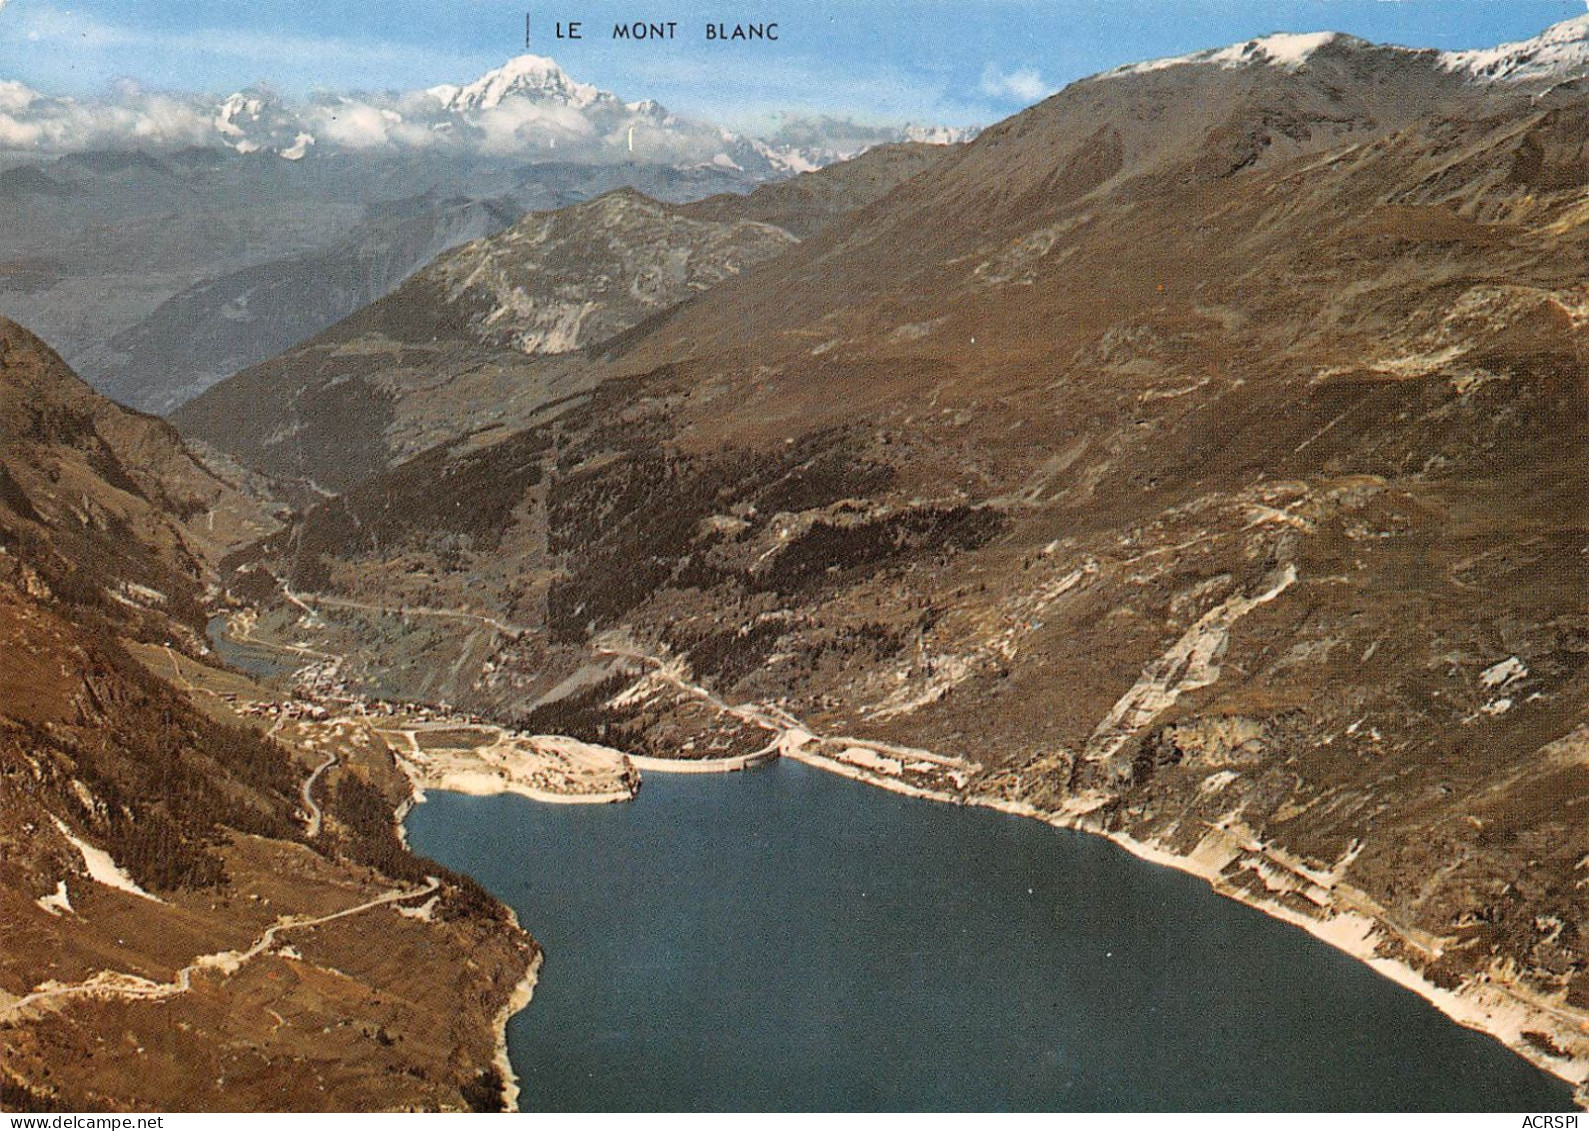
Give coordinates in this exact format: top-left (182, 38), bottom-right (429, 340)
top-left (3, 12), bottom-right (1588, 1112)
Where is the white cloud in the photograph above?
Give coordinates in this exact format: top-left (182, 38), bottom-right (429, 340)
top-left (472, 97), bottom-right (599, 153)
top-left (0, 80), bottom-right (37, 113)
top-left (308, 100), bottom-right (399, 149)
top-left (979, 63), bottom-right (1055, 104)
top-left (0, 87), bottom-right (213, 151)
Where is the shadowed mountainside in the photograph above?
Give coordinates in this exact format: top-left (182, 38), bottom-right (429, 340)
top-left (199, 28), bottom-right (1589, 1098)
top-left (172, 143), bottom-right (954, 492)
top-left (0, 321), bottom-right (534, 1112)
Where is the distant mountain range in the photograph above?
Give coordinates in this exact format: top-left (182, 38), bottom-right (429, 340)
top-left (0, 54), bottom-right (972, 413)
top-left (173, 141), bottom-right (952, 491)
top-left (0, 53), bottom-right (975, 172)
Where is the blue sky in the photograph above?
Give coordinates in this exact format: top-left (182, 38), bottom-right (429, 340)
top-left (1, 0), bottom-right (1584, 129)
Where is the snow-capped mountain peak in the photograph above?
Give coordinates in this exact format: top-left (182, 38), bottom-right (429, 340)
top-left (1103, 31), bottom-right (1348, 79)
top-left (445, 54), bottom-right (605, 112)
top-left (902, 123), bottom-right (979, 146)
top-left (626, 98), bottom-right (673, 125)
top-left (214, 91), bottom-right (265, 138)
top-left (212, 87), bottom-right (302, 154)
top-left (1440, 13), bottom-right (1589, 82)
top-left (1098, 15), bottom-right (1589, 87)
top-left (1216, 31), bottom-right (1343, 69)
top-left (0, 53), bottom-right (968, 172)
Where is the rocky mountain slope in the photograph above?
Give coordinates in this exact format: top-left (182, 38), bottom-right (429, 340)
top-left (174, 142), bottom-right (953, 491)
top-left (0, 145), bottom-right (785, 414)
top-left (197, 18), bottom-right (1589, 1100)
top-left (0, 320), bottom-right (280, 605)
top-left (85, 194), bottom-right (523, 414)
top-left (399, 189), bottom-right (797, 357)
top-left (672, 142), bottom-right (954, 238)
top-left (0, 319), bottom-right (536, 1111)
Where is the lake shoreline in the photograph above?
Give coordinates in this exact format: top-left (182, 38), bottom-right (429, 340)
top-left (494, 931), bottom-right (543, 1113)
top-left (394, 777), bottom-right (546, 1113)
top-left (401, 734), bottom-right (1588, 1110)
top-left (776, 741), bottom-right (1589, 1109)
top-left (222, 586), bottom-right (1581, 1111)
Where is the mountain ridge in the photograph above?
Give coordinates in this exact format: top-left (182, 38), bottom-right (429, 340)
top-left (0, 52), bottom-right (972, 172)
top-left (172, 141), bottom-right (954, 490)
top-left (8, 11), bottom-right (1589, 1109)
top-left (0, 317), bottom-right (537, 1112)
top-left (190, 16), bottom-right (1589, 1102)
top-left (1103, 13), bottom-right (1589, 85)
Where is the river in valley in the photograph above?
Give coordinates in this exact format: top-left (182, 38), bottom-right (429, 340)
top-left (206, 614), bottom-right (302, 680)
top-left (408, 758), bottom-right (1573, 1111)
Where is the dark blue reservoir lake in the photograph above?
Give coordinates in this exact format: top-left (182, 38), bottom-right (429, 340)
top-left (404, 760), bottom-right (1575, 1112)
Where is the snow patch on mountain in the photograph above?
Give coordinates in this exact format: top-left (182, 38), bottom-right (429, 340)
top-left (1099, 15), bottom-right (1589, 87)
top-left (446, 54), bottom-right (605, 112)
top-left (280, 131), bottom-right (315, 161)
top-left (1440, 14), bottom-right (1589, 82)
top-left (1104, 31), bottom-right (1345, 78)
top-left (902, 123), bottom-right (978, 146)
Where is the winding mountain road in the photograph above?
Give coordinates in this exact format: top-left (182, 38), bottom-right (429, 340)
top-left (301, 752), bottom-right (338, 838)
top-left (2, 879), bottom-right (439, 1024)
top-left (596, 640), bottom-right (969, 767)
top-left (281, 585), bottom-right (534, 637)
